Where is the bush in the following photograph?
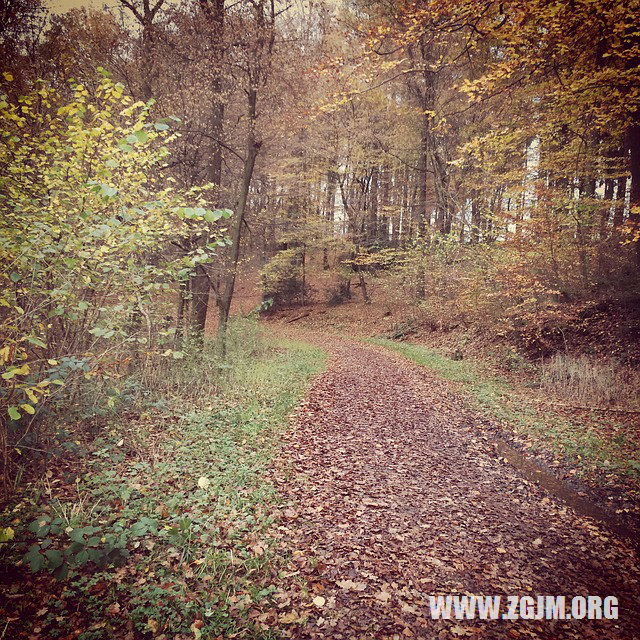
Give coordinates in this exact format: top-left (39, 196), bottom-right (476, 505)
top-left (0, 74), bottom-right (226, 491)
top-left (260, 248), bottom-right (310, 310)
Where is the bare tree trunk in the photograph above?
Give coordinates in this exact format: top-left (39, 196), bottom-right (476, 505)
top-left (416, 112), bottom-right (429, 300)
top-left (217, 86), bottom-right (259, 356)
top-left (470, 191), bottom-right (481, 244)
top-left (629, 121), bottom-right (640, 265)
top-left (625, 27), bottom-right (640, 266)
top-left (368, 167), bottom-right (379, 244)
top-left (118, 0), bottom-right (165, 100)
top-left (597, 175), bottom-right (616, 278)
top-left (323, 167), bottom-right (337, 269)
top-left (379, 166), bottom-right (390, 243)
top-left (575, 177), bottom-right (595, 287)
top-left (175, 278), bottom-right (189, 346)
top-left (190, 0), bottom-right (225, 335)
top-left (612, 175), bottom-right (627, 229)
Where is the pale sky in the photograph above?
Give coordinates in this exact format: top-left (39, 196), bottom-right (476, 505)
top-left (47, 0), bottom-right (118, 15)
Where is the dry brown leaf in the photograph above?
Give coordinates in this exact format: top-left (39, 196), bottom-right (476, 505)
top-left (373, 590), bottom-right (391, 603)
top-left (336, 579), bottom-right (367, 591)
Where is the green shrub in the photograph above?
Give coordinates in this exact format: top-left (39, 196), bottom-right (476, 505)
top-left (260, 248), bottom-right (310, 309)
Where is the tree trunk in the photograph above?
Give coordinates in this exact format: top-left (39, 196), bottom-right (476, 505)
top-left (415, 112), bottom-right (429, 299)
top-left (628, 122), bottom-right (640, 265)
top-left (368, 167), bottom-right (379, 244)
top-left (625, 26), bottom-right (640, 266)
top-left (379, 166), bottom-right (390, 244)
top-left (190, 0), bottom-right (225, 335)
top-left (217, 86), bottom-right (259, 356)
top-left (470, 192), bottom-right (481, 244)
top-left (612, 176), bottom-right (627, 229)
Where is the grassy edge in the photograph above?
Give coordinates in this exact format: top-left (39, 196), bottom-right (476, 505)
top-left (1, 335), bottom-right (327, 640)
top-left (365, 337), bottom-right (639, 482)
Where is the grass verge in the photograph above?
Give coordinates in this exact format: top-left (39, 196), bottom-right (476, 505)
top-left (366, 338), bottom-right (640, 483)
top-left (0, 333), bottom-right (326, 640)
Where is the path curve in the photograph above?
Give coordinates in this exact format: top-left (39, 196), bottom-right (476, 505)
top-left (276, 337), bottom-right (640, 640)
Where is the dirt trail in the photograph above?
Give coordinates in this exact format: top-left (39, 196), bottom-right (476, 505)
top-left (275, 336), bottom-right (640, 640)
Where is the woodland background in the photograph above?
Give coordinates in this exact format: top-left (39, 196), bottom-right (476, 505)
top-left (1, 0), bottom-right (640, 636)
top-left (2, 0), bottom-right (640, 489)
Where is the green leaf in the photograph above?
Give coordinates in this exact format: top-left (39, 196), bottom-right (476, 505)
top-left (100, 184), bottom-right (118, 198)
top-left (75, 549), bottom-right (89, 564)
top-left (10, 272), bottom-right (20, 283)
top-left (154, 122), bottom-right (169, 131)
top-left (134, 129), bottom-right (148, 143)
top-left (25, 549), bottom-right (45, 572)
top-left (53, 563), bottom-right (69, 580)
top-left (69, 529), bottom-right (85, 543)
top-left (8, 406), bottom-right (21, 421)
top-left (28, 518), bottom-right (49, 533)
top-left (117, 138), bottom-right (134, 152)
top-left (204, 210), bottom-right (222, 223)
top-left (45, 549), bottom-right (63, 569)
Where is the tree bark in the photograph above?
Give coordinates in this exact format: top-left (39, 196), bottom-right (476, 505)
top-left (628, 122), bottom-right (640, 265)
top-left (190, 0), bottom-right (225, 335)
top-left (217, 86), bottom-right (259, 356)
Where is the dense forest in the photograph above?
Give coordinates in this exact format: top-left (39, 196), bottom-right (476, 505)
top-left (1, 0), bottom-right (640, 638)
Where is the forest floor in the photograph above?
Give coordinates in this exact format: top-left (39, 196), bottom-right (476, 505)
top-left (266, 295), bottom-right (640, 531)
top-left (271, 332), bottom-right (640, 640)
top-left (3, 320), bottom-right (639, 639)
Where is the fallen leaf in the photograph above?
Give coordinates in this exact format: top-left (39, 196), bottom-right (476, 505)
top-left (373, 590), bottom-right (391, 603)
top-left (336, 579), bottom-right (367, 591)
top-left (197, 477), bottom-right (210, 490)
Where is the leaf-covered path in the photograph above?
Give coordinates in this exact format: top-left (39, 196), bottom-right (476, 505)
top-left (275, 337), bottom-right (640, 640)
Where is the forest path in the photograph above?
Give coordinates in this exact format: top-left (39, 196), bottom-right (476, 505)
top-left (275, 335), bottom-right (640, 640)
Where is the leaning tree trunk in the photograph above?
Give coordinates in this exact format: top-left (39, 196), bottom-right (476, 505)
top-left (217, 86), bottom-right (259, 356)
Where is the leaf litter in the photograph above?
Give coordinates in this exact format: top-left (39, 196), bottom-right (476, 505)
top-left (271, 336), bottom-right (640, 639)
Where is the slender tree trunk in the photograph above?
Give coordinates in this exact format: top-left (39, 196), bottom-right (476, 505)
top-left (217, 86), bottom-right (259, 355)
top-left (367, 167), bottom-right (379, 243)
top-left (628, 122), bottom-right (640, 265)
top-left (612, 175), bottom-right (627, 229)
top-left (323, 167), bottom-right (337, 269)
top-left (600, 177), bottom-right (615, 240)
top-left (625, 27), bottom-right (640, 266)
top-left (379, 166), bottom-right (390, 243)
top-left (415, 112), bottom-right (429, 299)
top-left (470, 191), bottom-right (481, 244)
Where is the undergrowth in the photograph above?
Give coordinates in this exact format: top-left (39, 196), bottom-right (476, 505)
top-left (367, 338), bottom-right (640, 481)
top-left (0, 323), bottom-right (326, 639)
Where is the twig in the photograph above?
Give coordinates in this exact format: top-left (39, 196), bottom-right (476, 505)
top-left (286, 312), bottom-right (311, 323)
